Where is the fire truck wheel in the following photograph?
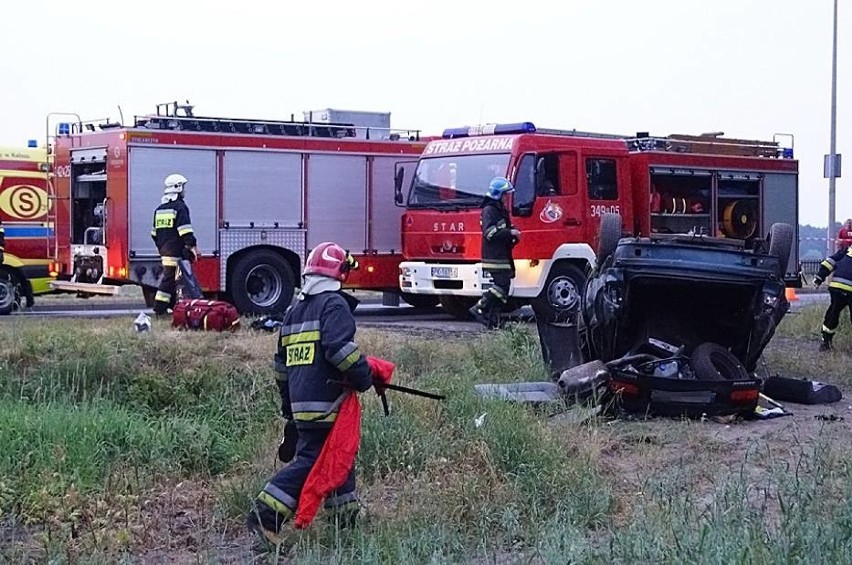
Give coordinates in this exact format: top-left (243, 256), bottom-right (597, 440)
top-left (401, 293), bottom-right (440, 309)
top-left (439, 295), bottom-right (478, 320)
top-left (229, 250), bottom-right (295, 315)
top-left (767, 223), bottom-right (793, 278)
top-left (535, 262), bottom-right (586, 315)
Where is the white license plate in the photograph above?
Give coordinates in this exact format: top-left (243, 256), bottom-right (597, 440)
top-left (431, 266), bottom-right (458, 279)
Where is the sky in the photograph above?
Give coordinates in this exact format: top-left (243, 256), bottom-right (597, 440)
top-left (1, 0), bottom-right (848, 227)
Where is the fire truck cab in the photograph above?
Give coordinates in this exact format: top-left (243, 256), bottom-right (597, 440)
top-left (398, 122), bottom-right (798, 319)
top-left (49, 102), bottom-right (427, 314)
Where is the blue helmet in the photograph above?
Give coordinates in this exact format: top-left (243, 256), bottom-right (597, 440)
top-left (486, 176), bottom-right (514, 199)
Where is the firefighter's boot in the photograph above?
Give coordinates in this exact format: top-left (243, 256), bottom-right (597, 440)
top-left (246, 505), bottom-right (285, 552)
top-left (469, 296), bottom-right (499, 329)
top-left (820, 332), bottom-right (833, 351)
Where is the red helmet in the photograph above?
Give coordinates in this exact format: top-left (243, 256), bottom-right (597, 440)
top-left (304, 242), bottom-right (356, 281)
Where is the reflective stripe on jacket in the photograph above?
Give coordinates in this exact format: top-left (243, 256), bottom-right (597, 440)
top-left (151, 198), bottom-right (196, 257)
top-left (273, 292), bottom-right (372, 429)
top-left (818, 247), bottom-right (852, 293)
top-left (480, 198), bottom-right (516, 274)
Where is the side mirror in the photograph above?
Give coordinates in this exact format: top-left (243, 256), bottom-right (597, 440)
top-left (534, 157), bottom-right (546, 195)
top-left (394, 166), bottom-right (405, 206)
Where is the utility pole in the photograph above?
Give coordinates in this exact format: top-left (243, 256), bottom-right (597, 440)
top-left (827, 0), bottom-right (839, 253)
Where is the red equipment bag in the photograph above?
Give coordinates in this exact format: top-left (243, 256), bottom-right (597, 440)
top-left (172, 299), bottom-right (241, 332)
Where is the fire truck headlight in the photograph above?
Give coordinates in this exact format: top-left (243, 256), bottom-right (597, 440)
top-left (399, 266), bottom-right (411, 277)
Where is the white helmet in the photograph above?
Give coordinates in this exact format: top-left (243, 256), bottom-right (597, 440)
top-left (163, 173), bottom-right (188, 195)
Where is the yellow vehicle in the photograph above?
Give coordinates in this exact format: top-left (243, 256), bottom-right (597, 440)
top-left (0, 145), bottom-right (56, 313)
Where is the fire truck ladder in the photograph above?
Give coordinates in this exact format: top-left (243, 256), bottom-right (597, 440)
top-left (44, 112), bottom-right (81, 263)
top-left (132, 101), bottom-right (422, 141)
top-left (627, 132), bottom-right (787, 159)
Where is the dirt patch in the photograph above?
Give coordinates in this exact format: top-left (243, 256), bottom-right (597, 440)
top-left (1, 480), bottom-right (259, 564)
top-left (560, 389), bottom-right (852, 528)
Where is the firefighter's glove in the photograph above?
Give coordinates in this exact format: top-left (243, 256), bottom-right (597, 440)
top-left (366, 356), bottom-right (395, 397)
top-left (814, 277), bottom-right (824, 289)
top-left (510, 228), bottom-right (521, 245)
top-left (373, 369), bottom-right (391, 397)
top-left (277, 419), bottom-right (298, 463)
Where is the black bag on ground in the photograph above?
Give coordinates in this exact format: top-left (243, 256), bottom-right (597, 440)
top-left (763, 376), bottom-right (842, 405)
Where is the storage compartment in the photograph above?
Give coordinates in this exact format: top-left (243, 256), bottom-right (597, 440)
top-left (649, 169), bottom-right (712, 235)
top-left (716, 173), bottom-right (761, 240)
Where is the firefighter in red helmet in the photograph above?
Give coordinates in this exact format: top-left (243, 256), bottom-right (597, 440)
top-left (247, 242), bottom-right (380, 544)
top-left (837, 218), bottom-right (852, 251)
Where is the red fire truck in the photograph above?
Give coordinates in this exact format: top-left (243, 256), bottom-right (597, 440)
top-left (0, 146), bottom-right (55, 313)
top-left (49, 102), bottom-right (428, 314)
top-left (396, 122), bottom-right (798, 319)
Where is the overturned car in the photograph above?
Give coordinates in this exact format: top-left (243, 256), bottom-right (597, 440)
top-left (567, 213), bottom-right (793, 417)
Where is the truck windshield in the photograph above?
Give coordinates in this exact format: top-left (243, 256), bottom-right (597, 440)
top-left (407, 154), bottom-right (511, 208)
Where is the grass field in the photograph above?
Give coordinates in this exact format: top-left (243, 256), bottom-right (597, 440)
top-left (1, 304), bottom-right (851, 563)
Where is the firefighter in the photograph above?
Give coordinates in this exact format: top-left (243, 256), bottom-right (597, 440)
top-left (247, 242), bottom-right (377, 544)
top-left (813, 244), bottom-right (852, 350)
top-left (150, 173), bottom-right (199, 315)
top-left (468, 177), bottom-right (520, 328)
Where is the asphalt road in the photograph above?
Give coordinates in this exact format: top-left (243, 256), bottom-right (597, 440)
top-left (7, 296), bottom-right (488, 331)
top-left (2, 290), bottom-right (829, 330)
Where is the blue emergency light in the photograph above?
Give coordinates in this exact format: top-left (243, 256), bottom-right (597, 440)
top-left (58, 123), bottom-right (70, 135)
top-left (782, 148), bottom-right (794, 159)
top-left (27, 139), bottom-right (37, 148)
top-left (442, 121), bottom-right (537, 139)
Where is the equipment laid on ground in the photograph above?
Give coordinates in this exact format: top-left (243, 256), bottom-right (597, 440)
top-left (762, 376), bottom-right (842, 405)
top-left (172, 298), bottom-right (240, 331)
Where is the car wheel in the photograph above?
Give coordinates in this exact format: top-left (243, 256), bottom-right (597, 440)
top-left (439, 295), bottom-right (478, 320)
top-left (229, 250), bottom-right (295, 315)
top-left (690, 342), bottom-right (748, 381)
top-left (0, 270), bottom-right (21, 315)
top-left (597, 213), bottom-right (622, 265)
top-left (767, 222), bottom-right (793, 277)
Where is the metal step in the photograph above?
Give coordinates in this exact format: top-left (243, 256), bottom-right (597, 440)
top-left (50, 280), bottom-right (120, 295)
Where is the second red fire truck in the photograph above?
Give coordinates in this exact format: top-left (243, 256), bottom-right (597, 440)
top-left (396, 122), bottom-right (799, 319)
top-left (49, 102), bottom-right (429, 314)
